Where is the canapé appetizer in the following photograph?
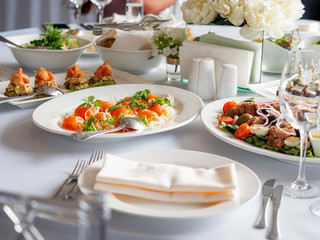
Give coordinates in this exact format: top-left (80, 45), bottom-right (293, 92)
top-left (88, 61), bottom-right (116, 87)
top-left (64, 64), bottom-right (89, 90)
top-left (4, 68), bottom-right (33, 97)
top-left (34, 68), bottom-right (59, 89)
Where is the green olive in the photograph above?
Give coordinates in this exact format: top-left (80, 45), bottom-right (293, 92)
top-left (236, 113), bottom-right (252, 125)
top-left (225, 107), bottom-right (236, 118)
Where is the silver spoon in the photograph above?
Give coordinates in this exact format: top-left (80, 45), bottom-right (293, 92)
top-left (0, 86), bottom-right (64, 104)
top-left (71, 117), bottom-right (146, 141)
top-left (0, 35), bottom-right (24, 48)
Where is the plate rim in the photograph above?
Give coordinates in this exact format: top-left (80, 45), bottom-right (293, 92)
top-left (200, 96), bottom-right (320, 166)
top-left (78, 149), bottom-right (261, 219)
top-left (32, 83), bottom-right (204, 141)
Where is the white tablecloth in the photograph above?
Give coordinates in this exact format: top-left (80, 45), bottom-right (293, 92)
top-left (0, 27), bottom-right (319, 240)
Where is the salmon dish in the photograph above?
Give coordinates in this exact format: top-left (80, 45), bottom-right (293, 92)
top-left (61, 89), bottom-right (176, 133)
top-left (88, 61), bottom-right (116, 87)
top-left (64, 64), bottom-right (89, 91)
top-left (4, 68), bottom-right (34, 97)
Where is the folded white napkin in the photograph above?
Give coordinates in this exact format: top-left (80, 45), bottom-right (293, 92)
top-left (94, 154), bottom-right (238, 203)
top-left (107, 29), bottom-right (154, 50)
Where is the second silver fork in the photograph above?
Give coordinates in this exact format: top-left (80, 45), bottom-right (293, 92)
top-left (64, 150), bottom-right (104, 201)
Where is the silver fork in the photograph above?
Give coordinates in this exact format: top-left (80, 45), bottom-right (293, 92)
top-left (64, 150), bottom-right (104, 201)
top-left (52, 159), bottom-right (88, 200)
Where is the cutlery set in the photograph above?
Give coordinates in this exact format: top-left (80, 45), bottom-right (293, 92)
top-left (53, 150), bottom-right (103, 201)
top-left (255, 179), bottom-right (284, 239)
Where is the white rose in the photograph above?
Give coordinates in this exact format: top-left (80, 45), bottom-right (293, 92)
top-left (181, 0), bottom-right (218, 24)
top-left (170, 46), bottom-right (178, 56)
top-left (213, 0), bottom-right (247, 26)
top-left (163, 47), bottom-right (172, 57)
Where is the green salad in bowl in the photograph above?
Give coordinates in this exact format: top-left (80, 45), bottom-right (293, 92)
top-left (21, 24), bottom-right (81, 50)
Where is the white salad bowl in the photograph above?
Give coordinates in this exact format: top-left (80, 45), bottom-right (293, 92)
top-left (299, 35), bottom-right (320, 50)
top-left (5, 34), bottom-right (92, 70)
top-left (95, 38), bottom-right (163, 74)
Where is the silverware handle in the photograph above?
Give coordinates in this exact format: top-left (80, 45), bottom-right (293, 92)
top-left (255, 197), bottom-right (270, 228)
top-left (52, 178), bottom-right (74, 199)
top-left (0, 94), bottom-right (36, 104)
top-left (267, 208), bottom-right (280, 239)
top-left (71, 125), bottom-right (124, 141)
top-left (64, 183), bottom-right (79, 201)
top-left (0, 35), bottom-right (22, 48)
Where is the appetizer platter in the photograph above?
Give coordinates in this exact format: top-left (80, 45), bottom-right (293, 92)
top-left (0, 63), bottom-right (151, 108)
top-left (200, 97), bottom-right (320, 166)
top-left (32, 84), bottom-right (204, 142)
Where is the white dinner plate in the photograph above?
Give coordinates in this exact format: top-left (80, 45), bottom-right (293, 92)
top-left (78, 149), bottom-right (260, 219)
top-left (248, 80), bottom-right (279, 100)
top-left (0, 68), bottom-right (151, 108)
top-left (32, 84), bottom-right (204, 142)
top-left (200, 97), bottom-right (320, 167)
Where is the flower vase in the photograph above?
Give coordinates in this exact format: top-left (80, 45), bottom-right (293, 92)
top-left (166, 57), bottom-right (181, 81)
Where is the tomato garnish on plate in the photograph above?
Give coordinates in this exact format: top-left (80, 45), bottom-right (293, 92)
top-left (223, 101), bottom-right (238, 114)
top-left (234, 123), bottom-right (250, 139)
top-left (218, 116), bottom-right (234, 125)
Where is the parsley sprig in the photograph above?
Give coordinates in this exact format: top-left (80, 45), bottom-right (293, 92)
top-left (79, 96), bottom-right (102, 108)
top-left (30, 24), bottom-right (69, 50)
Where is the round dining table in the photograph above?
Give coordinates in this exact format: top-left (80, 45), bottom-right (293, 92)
top-left (0, 27), bottom-right (319, 240)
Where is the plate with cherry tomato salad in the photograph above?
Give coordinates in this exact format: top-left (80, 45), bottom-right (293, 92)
top-left (200, 97), bottom-right (320, 167)
top-left (32, 84), bottom-right (204, 142)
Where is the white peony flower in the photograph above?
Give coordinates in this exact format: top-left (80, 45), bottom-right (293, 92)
top-left (181, 0), bottom-right (218, 24)
top-left (213, 0), bottom-right (247, 26)
top-left (163, 47), bottom-right (172, 57)
top-left (170, 46), bottom-right (178, 56)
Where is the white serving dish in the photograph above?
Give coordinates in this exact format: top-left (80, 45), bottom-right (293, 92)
top-left (5, 34), bottom-right (92, 70)
top-left (32, 84), bottom-right (204, 141)
top-left (95, 36), bottom-right (163, 73)
top-left (200, 97), bottom-right (320, 167)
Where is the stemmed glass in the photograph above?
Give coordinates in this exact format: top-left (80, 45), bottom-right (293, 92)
top-left (69, 0), bottom-right (88, 29)
top-left (278, 49), bottom-right (320, 198)
top-left (90, 0), bottom-right (113, 24)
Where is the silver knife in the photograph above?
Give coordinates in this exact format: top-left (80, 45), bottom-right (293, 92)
top-left (255, 179), bottom-right (276, 228)
top-left (267, 185), bottom-right (284, 239)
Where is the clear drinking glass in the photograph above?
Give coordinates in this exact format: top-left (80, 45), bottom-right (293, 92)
top-left (126, 0), bottom-right (144, 22)
top-left (69, 0), bottom-right (88, 29)
top-left (0, 191), bottom-right (110, 240)
top-left (278, 49), bottom-right (320, 198)
top-left (90, 0), bottom-right (113, 24)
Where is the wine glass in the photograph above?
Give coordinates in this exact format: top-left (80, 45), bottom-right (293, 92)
top-left (278, 49), bottom-right (320, 198)
top-left (69, 0), bottom-right (88, 29)
top-left (90, 0), bottom-right (113, 24)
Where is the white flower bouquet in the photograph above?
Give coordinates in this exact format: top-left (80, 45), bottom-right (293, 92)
top-left (151, 28), bottom-right (185, 59)
top-left (181, 0), bottom-right (305, 40)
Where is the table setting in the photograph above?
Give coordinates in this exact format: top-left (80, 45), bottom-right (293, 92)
top-left (1, 0), bottom-right (320, 239)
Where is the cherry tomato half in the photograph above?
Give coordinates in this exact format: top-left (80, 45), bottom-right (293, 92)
top-left (218, 116), bottom-right (234, 125)
top-left (234, 123), bottom-right (250, 139)
top-left (223, 101), bottom-right (238, 114)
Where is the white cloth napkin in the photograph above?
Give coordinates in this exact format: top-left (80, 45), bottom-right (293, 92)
top-left (93, 154), bottom-right (238, 203)
top-left (107, 29), bottom-right (154, 50)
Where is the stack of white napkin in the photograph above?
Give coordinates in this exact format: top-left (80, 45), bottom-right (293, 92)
top-left (94, 154), bottom-right (238, 203)
top-left (103, 29), bottom-right (154, 50)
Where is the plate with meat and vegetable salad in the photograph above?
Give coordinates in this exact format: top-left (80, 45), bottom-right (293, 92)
top-left (0, 62), bottom-right (150, 109)
top-left (200, 97), bottom-right (320, 167)
top-left (32, 84), bottom-right (204, 142)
